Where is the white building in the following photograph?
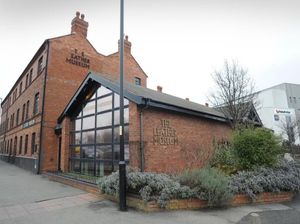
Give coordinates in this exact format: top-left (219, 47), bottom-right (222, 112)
top-left (256, 83), bottom-right (300, 145)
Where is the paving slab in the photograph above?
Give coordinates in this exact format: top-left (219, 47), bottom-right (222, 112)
top-left (0, 160), bottom-right (84, 207)
top-left (238, 209), bottom-right (300, 224)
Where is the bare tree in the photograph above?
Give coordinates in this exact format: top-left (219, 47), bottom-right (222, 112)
top-left (278, 118), bottom-right (300, 155)
top-left (209, 60), bottom-right (257, 129)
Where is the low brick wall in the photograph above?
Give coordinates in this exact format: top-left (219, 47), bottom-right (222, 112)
top-left (44, 173), bottom-right (100, 195)
top-left (43, 173), bottom-right (294, 212)
top-left (232, 192), bottom-right (294, 206)
top-left (104, 191), bottom-right (294, 212)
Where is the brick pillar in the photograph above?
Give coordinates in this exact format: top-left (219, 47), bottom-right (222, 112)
top-left (61, 117), bottom-right (71, 172)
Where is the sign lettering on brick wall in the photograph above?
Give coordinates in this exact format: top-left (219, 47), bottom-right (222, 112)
top-left (153, 119), bottom-right (178, 145)
top-left (66, 49), bottom-right (90, 68)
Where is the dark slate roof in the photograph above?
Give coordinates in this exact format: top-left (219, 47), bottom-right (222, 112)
top-left (57, 72), bottom-right (227, 123)
top-left (216, 102), bottom-right (262, 126)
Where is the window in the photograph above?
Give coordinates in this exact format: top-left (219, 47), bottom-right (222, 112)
top-left (19, 82), bottom-right (23, 96)
top-left (74, 119), bottom-right (81, 131)
top-left (274, 114), bottom-right (279, 121)
top-left (6, 140), bottom-right (9, 154)
top-left (25, 74), bottom-right (29, 88)
top-left (13, 137), bottom-right (17, 155)
top-left (22, 104), bottom-right (26, 122)
top-left (10, 115), bottom-right (12, 129)
top-left (294, 97), bottom-right (297, 104)
top-left (134, 77), bottom-right (141, 86)
top-left (82, 116), bottom-right (95, 130)
top-left (10, 139), bottom-right (12, 155)
top-left (69, 85), bottom-right (129, 177)
top-left (29, 69), bottom-right (33, 84)
top-left (6, 118), bottom-right (9, 131)
top-left (96, 129), bottom-right (112, 144)
top-left (82, 131), bottom-right (95, 144)
top-left (24, 135), bottom-right (28, 155)
top-left (97, 95), bottom-right (112, 112)
top-left (82, 101), bottom-right (95, 116)
top-left (19, 136), bottom-right (23, 154)
top-left (26, 100), bottom-right (30, 120)
top-left (33, 93), bottom-right (39, 115)
top-left (13, 89), bottom-right (17, 102)
top-left (16, 109), bottom-right (20, 125)
top-left (11, 113), bottom-right (14, 128)
top-left (31, 133), bottom-right (36, 155)
top-left (38, 57), bottom-right (43, 74)
top-left (96, 112), bottom-right (112, 128)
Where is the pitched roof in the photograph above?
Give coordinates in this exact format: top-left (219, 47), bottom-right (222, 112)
top-left (216, 102), bottom-right (262, 126)
top-left (57, 72), bottom-right (227, 123)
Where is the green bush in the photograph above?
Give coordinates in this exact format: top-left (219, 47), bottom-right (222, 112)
top-left (210, 142), bottom-right (238, 175)
top-left (230, 161), bottom-right (300, 200)
top-left (233, 128), bottom-right (283, 170)
top-left (97, 169), bottom-right (195, 207)
top-left (178, 167), bottom-right (233, 206)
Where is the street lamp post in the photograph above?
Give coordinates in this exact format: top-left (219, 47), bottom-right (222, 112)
top-left (119, 0), bottom-right (127, 211)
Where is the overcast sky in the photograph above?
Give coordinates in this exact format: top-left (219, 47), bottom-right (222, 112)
top-left (0, 0), bottom-right (300, 105)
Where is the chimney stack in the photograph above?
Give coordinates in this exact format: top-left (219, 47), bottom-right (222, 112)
top-left (205, 103), bottom-right (209, 107)
top-left (118, 35), bottom-right (132, 54)
top-left (185, 98), bottom-right (189, 101)
top-left (71, 11), bottom-right (89, 38)
top-left (157, 86), bottom-right (163, 92)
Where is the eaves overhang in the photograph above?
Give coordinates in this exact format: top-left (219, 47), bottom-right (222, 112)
top-left (142, 99), bottom-right (228, 123)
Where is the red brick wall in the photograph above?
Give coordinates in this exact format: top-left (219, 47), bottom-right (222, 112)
top-left (0, 45), bottom-right (47, 158)
top-left (103, 52), bottom-right (147, 87)
top-left (128, 102), bottom-right (141, 169)
top-left (41, 34), bottom-right (103, 171)
top-left (41, 34), bottom-right (148, 171)
top-left (60, 117), bottom-right (71, 172)
top-left (134, 108), bottom-right (231, 173)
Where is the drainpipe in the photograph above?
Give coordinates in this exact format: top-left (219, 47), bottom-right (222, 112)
top-left (139, 110), bottom-right (144, 172)
top-left (139, 99), bottom-right (149, 172)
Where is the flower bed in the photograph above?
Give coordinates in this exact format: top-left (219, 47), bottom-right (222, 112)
top-left (97, 162), bottom-right (300, 211)
top-left (103, 192), bottom-right (293, 212)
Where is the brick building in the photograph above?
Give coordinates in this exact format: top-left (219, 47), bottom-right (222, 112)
top-left (0, 12), bottom-right (231, 175)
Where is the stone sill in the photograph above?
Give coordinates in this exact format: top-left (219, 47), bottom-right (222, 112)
top-left (103, 191), bottom-right (294, 212)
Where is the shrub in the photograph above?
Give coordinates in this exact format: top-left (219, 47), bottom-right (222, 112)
top-left (178, 167), bottom-right (233, 206)
top-left (97, 169), bottom-right (195, 207)
top-left (233, 128), bottom-right (283, 170)
top-left (230, 161), bottom-right (300, 200)
top-left (210, 142), bottom-right (238, 175)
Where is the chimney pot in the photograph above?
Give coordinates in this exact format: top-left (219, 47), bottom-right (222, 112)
top-left (118, 35), bottom-right (132, 54)
top-left (157, 86), bottom-right (163, 92)
top-left (205, 103), bottom-right (209, 107)
top-left (71, 11), bottom-right (89, 38)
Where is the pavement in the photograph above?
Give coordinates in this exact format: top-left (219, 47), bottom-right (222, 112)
top-left (1, 160), bottom-right (300, 224)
